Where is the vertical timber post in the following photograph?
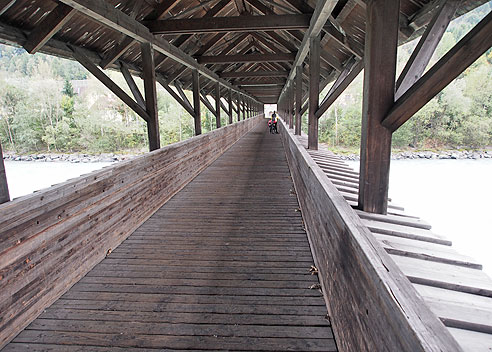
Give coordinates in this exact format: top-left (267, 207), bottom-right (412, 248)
top-left (308, 35), bottom-right (320, 150)
top-left (295, 65), bottom-right (302, 135)
top-left (358, 0), bottom-right (400, 214)
top-left (236, 93), bottom-right (240, 121)
top-left (0, 142), bottom-right (9, 204)
top-left (228, 89), bottom-right (233, 124)
top-left (215, 82), bottom-right (221, 128)
top-left (192, 69), bottom-right (202, 135)
top-left (287, 82), bottom-right (294, 129)
top-left (141, 42), bottom-right (160, 151)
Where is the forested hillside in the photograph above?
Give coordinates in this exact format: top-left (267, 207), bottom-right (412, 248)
top-left (317, 2), bottom-right (492, 151)
top-left (0, 2), bottom-right (491, 154)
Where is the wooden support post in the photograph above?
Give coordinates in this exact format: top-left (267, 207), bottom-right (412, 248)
top-left (308, 35), bottom-right (320, 150)
top-left (0, 142), bottom-right (9, 204)
top-left (215, 82), bottom-right (221, 128)
top-left (358, 0), bottom-right (399, 214)
top-left (192, 69), bottom-right (202, 135)
top-left (236, 94), bottom-right (241, 121)
top-left (295, 65), bottom-right (302, 135)
top-left (288, 85), bottom-right (294, 129)
top-left (141, 42), bottom-right (160, 151)
top-left (228, 89), bottom-right (233, 124)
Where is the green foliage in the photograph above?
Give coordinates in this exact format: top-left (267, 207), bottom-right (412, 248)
top-left (317, 3), bottom-right (492, 151)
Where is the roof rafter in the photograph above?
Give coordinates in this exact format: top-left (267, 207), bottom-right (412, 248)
top-left (58, 0), bottom-right (259, 103)
top-left (24, 3), bottom-right (76, 54)
top-left (279, 0), bottom-right (338, 100)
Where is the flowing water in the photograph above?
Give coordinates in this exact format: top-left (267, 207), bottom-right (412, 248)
top-left (347, 158), bottom-right (492, 276)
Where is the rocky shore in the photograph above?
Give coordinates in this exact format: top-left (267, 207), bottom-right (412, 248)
top-left (337, 150), bottom-right (492, 161)
top-left (2, 152), bottom-right (139, 163)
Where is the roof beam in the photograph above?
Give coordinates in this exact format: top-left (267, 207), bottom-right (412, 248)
top-left (99, 0), bottom-right (181, 69)
top-left (58, 0), bottom-right (259, 103)
top-left (279, 0), bottom-right (338, 100)
top-left (220, 70), bottom-right (288, 78)
top-left (382, 10), bottom-right (492, 132)
top-left (144, 14), bottom-right (311, 34)
top-left (236, 79), bottom-right (286, 85)
top-left (0, 0), bottom-right (15, 16)
top-left (198, 53), bottom-right (295, 64)
top-left (24, 3), bottom-right (76, 54)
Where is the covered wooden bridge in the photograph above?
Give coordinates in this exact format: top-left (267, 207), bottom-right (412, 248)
top-left (1, 0), bottom-right (492, 351)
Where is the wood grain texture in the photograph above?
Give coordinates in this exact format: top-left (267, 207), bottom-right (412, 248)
top-left (0, 115), bottom-right (263, 349)
top-left (0, 141), bottom-right (9, 204)
top-left (279, 119), bottom-right (462, 352)
top-left (3, 121), bottom-right (336, 351)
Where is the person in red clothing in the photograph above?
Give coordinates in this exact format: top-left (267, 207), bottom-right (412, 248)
top-left (268, 111), bottom-right (278, 134)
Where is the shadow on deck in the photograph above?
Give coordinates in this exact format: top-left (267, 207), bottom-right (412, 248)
top-left (3, 124), bottom-right (338, 351)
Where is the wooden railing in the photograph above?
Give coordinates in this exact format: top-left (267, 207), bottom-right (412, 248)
top-left (278, 120), bottom-right (462, 352)
top-left (0, 115), bottom-right (263, 348)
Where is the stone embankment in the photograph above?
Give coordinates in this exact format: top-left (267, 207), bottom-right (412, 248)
top-left (337, 150), bottom-right (492, 161)
top-left (2, 152), bottom-right (138, 163)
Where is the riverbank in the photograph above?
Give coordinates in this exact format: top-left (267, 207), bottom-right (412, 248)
top-left (334, 149), bottom-right (492, 161)
top-left (2, 152), bottom-right (142, 163)
top-left (3, 148), bottom-right (492, 163)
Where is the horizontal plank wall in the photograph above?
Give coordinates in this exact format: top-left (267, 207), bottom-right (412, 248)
top-left (278, 120), bottom-right (462, 352)
top-left (0, 115), bottom-right (263, 349)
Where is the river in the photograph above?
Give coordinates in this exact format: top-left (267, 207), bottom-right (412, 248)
top-left (3, 158), bottom-right (492, 276)
top-left (347, 158), bottom-right (492, 277)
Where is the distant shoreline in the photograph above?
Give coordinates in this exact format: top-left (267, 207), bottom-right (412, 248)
top-left (336, 150), bottom-right (492, 161)
top-left (3, 149), bottom-right (492, 163)
top-left (2, 152), bottom-right (140, 163)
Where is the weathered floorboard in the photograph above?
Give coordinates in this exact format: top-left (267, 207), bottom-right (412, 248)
top-left (4, 123), bottom-right (336, 351)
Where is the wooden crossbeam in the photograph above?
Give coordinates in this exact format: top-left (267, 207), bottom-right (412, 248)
top-left (158, 77), bottom-right (195, 117)
top-left (70, 46), bottom-right (150, 122)
top-left (24, 3), bottom-right (76, 54)
top-left (144, 14), bottom-right (311, 34)
top-left (174, 81), bottom-right (193, 111)
top-left (235, 78), bottom-right (286, 85)
top-left (383, 10), bottom-right (492, 132)
top-left (200, 91), bottom-right (217, 117)
top-left (149, 0), bottom-right (231, 71)
top-left (315, 59), bottom-right (363, 118)
top-left (99, 0), bottom-right (181, 69)
top-left (279, 0), bottom-right (338, 101)
top-left (199, 53), bottom-right (295, 64)
top-left (59, 0), bottom-right (259, 103)
top-left (119, 61), bottom-right (145, 109)
top-left (395, 0), bottom-right (461, 100)
top-left (220, 70), bottom-right (288, 78)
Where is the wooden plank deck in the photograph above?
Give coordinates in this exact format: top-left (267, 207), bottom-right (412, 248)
top-left (3, 124), bottom-right (337, 351)
top-left (295, 133), bottom-right (492, 352)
